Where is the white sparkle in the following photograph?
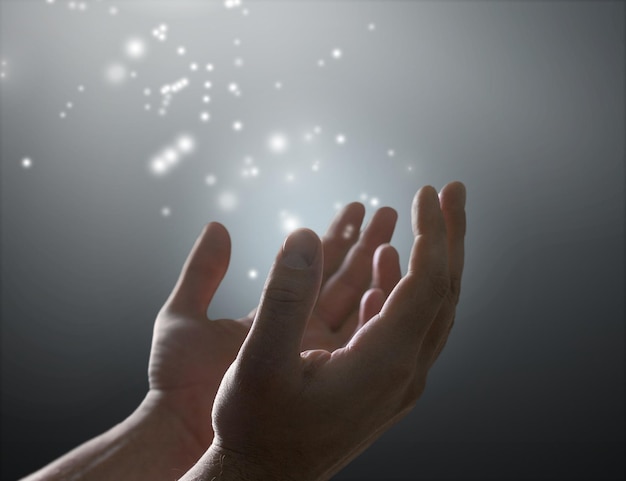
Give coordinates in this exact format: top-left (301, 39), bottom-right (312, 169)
top-left (78, 85), bottom-right (85, 92)
top-left (317, 59), bottom-right (325, 67)
top-left (342, 223), bottom-right (355, 240)
top-left (218, 191), bottom-right (238, 211)
top-left (234, 38), bottom-right (241, 46)
top-left (275, 81), bottom-right (282, 90)
top-left (206, 63), bottom-right (214, 71)
top-left (313, 126), bottom-right (322, 135)
top-left (109, 6), bottom-right (118, 15)
top-left (200, 112), bottom-right (211, 122)
top-left (59, 111), bottom-right (67, 119)
top-left (234, 57), bottom-right (244, 67)
top-left (268, 133), bottom-right (288, 153)
top-left (202, 95), bottom-right (211, 103)
top-left (248, 269), bottom-right (258, 280)
top-left (335, 134), bottom-right (346, 145)
top-left (387, 149), bottom-right (395, 157)
top-left (312, 160), bottom-right (321, 172)
top-left (144, 104), bottom-right (151, 111)
top-left (66, 102), bottom-right (73, 109)
top-left (205, 174), bottom-right (217, 186)
top-left (129, 71), bottom-right (137, 79)
top-left (177, 135), bottom-right (195, 153)
top-left (232, 121), bottom-right (243, 131)
top-left (190, 62), bottom-right (199, 71)
top-left (105, 63), bottom-right (127, 84)
top-left (144, 88), bottom-right (151, 96)
top-left (370, 197), bottom-right (380, 207)
top-left (177, 46), bottom-right (186, 56)
top-left (21, 158), bottom-right (32, 169)
top-left (161, 206), bottom-right (171, 217)
top-left (368, 23), bottom-right (376, 31)
top-left (125, 38), bottom-right (146, 59)
top-left (332, 48), bottom-right (342, 59)
top-left (204, 81), bottom-right (212, 89)
top-left (281, 214), bottom-right (300, 233)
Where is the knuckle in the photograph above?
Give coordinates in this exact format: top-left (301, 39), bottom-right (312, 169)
top-left (264, 283), bottom-right (307, 305)
top-left (447, 276), bottom-right (462, 305)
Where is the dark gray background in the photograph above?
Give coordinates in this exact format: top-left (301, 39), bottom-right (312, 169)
top-left (1, 1), bottom-right (624, 479)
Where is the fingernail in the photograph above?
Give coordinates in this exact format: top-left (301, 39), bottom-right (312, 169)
top-left (282, 229), bottom-right (318, 269)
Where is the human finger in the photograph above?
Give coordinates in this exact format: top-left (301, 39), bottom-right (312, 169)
top-left (239, 229), bottom-right (323, 367)
top-left (316, 206), bottom-right (398, 331)
top-left (165, 222), bottom-right (231, 317)
top-left (321, 202), bottom-right (365, 283)
top-left (421, 181), bottom-right (467, 368)
top-left (348, 186), bottom-right (448, 355)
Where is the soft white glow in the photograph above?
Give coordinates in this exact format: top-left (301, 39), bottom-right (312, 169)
top-left (368, 23), bottom-right (376, 31)
top-left (281, 214), bottom-right (300, 233)
top-left (161, 206), bottom-right (171, 217)
top-left (336, 134), bottom-right (346, 145)
top-left (388, 149), bottom-right (395, 157)
top-left (268, 133), bottom-right (288, 153)
top-left (370, 197), bottom-right (380, 207)
top-left (232, 121), bottom-right (243, 131)
top-left (177, 135), bottom-right (195, 153)
top-left (105, 63), bottom-right (127, 84)
top-left (125, 38), bottom-right (146, 59)
top-left (200, 112), bottom-right (210, 122)
top-left (248, 269), bottom-right (258, 280)
top-left (218, 191), bottom-right (238, 210)
top-left (342, 224), bottom-right (355, 240)
top-left (21, 158), bottom-right (32, 169)
top-left (332, 48), bottom-right (342, 59)
top-left (205, 174), bottom-right (217, 186)
top-left (177, 46), bottom-right (186, 56)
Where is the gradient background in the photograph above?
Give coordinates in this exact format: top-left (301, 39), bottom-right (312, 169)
top-left (1, 1), bottom-right (624, 479)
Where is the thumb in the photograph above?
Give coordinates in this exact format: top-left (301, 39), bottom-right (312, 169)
top-left (240, 228), bottom-right (322, 367)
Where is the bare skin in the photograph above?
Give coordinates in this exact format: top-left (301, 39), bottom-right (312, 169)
top-left (181, 181), bottom-right (467, 481)
top-left (22, 202), bottom-right (401, 481)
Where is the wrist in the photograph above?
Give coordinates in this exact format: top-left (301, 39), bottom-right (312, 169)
top-left (179, 443), bottom-right (293, 481)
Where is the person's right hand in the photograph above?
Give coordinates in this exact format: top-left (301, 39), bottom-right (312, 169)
top-left (180, 181), bottom-right (467, 481)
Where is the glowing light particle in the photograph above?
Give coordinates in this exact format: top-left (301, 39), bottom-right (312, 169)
top-left (387, 149), bottom-right (395, 157)
top-left (248, 269), bottom-right (258, 280)
top-left (286, 173), bottom-right (295, 183)
top-left (228, 82), bottom-right (238, 93)
top-left (109, 6), bottom-right (119, 15)
top-left (78, 85), bottom-right (85, 92)
top-left (218, 191), bottom-right (238, 211)
top-left (177, 135), bottom-right (195, 153)
top-left (281, 214), bottom-right (300, 233)
top-left (200, 112), bottom-right (210, 122)
top-left (234, 58), bottom-right (244, 67)
top-left (206, 63), bottom-right (214, 71)
top-left (368, 23), bottom-right (376, 31)
top-left (317, 59), bottom-right (325, 67)
top-left (105, 63), bottom-right (127, 84)
top-left (336, 134), bottom-right (346, 145)
top-left (21, 158), bottom-right (32, 169)
top-left (342, 224), bottom-right (355, 240)
top-left (275, 81), bottom-right (282, 90)
top-left (190, 63), bottom-right (199, 71)
top-left (161, 206), bottom-right (171, 217)
top-left (204, 81), bottom-right (212, 89)
top-left (177, 46), bottom-right (186, 56)
top-left (144, 88), bottom-right (151, 96)
top-left (370, 197), bottom-right (380, 207)
top-left (125, 38), bottom-right (146, 59)
top-left (312, 160), bottom-right (321, 172)
top-left (234, 38), bottom-right (241, 46)
top-left (232, 121), bottom-right (243, 131)
top-left (202, 95), bottom-right (211, 103)
top-left (163, 149), bottom-right (179, 164)
top-left (332, 48), bottom-right (342, 59)
top-left (205, 174), bottom-right (217, 186)
top-left (59, 111), bottom-right (67, 119)
top-left (268, 133), bottom-right (288, 153)
top-left (66, 102), bottom-right (73, 109)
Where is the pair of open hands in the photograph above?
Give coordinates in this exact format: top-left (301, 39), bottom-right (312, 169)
top-left (146, 182), bottom-right (466, 480)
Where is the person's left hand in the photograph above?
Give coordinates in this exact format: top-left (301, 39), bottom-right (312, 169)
top-left (143, 203), bottom-right (399, 456)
